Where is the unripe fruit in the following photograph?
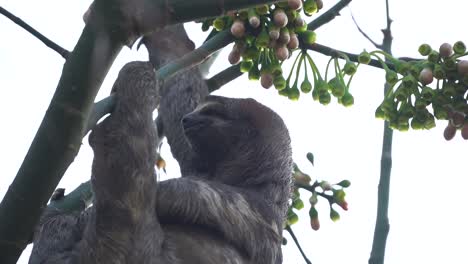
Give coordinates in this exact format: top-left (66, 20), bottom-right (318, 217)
top-left (443, 123), bottom-right (456, 141)
top-left (337, 180), bottom-right (351, 188)
top-left (453, 41), bottom-right (466, 55)
top-left (343, 62), bottom-right (357, 75)
top-left (213, 17), bottom-right (226, 31)
top-left (255, 5), bottom-right (269, 15)
top-left (261, 72), bottom-right (274, 88)
top-left (428, 51), bottom-right (439, 63)
top-left (319, 91), bottom-right (331, 105)
top-left (274, 75), bottom-right (287, 90)
top-left (300, 79), bottom-right (312, 93)
top-left (230, 19), bottom-right (245, 38)
top-left (294, 172), bottom-right (311, 185)
top-left (385, 70), bottom-right (398, 85)
top-left (288, 87), bottom-right (300, 101)
top-left (275, 45), bottom-right (290, 61)
top-left (358, 51), bottom-right (371, 64)
top-left (228, 49), bottom-right (241, 65)
top-left (248, 66), bottom-right (261, 81)
top-left (457, 60), bottom-right (468, 75)
top-left (418, 44), bottom-right (432, 56)
top-left (462, 123), bottom-right (468, 140)
top-left (439, 43), bottom-right (453, 58)
top-left (273, 9), bottom-right (288, 28)
top-left (240, 60), bottom-right (254, 73)
top-left (294, 18), bottom-right (307, 33)
top-left (301, 30), bottom-right (317, 45)
top-left (306, 152), bottom-right (314, 164)
top-left (330, 209), bottom-right (340, 222)
top-left (287, 33), bottom-right (299, 49)
top-left (279, 27), bottom-right (291, 44)
top-left (419, 68), bottom-right (434, 85)
top-left (341, 92), bottom-right (354, 107)
top-left (288, 0), bottom-right (303, 10)
top-left (304, 0), bottom-right (318, 15)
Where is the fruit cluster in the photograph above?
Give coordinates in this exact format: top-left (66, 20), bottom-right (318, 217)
top-left (372, 42), bottom-right (468, 139)
top-left (287, 152), bottom-right (350, 231)
top-left (201, 1), bottom-right (322, 89)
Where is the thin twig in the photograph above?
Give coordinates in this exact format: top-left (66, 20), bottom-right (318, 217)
top-left (0, 6), bottom-right (70, 59)
top-left (285, 225), bottom-right (312, 264)
top-left (350, 11), bottom-right (382, 49)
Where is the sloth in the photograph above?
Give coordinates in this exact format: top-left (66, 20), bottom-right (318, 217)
top-left (29, 24), bottom-right (292, 264)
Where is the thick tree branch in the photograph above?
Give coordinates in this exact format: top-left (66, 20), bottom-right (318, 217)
top-left (369, 1), bottom-right (393, 264)
top-left (0, 6), bottom-right (70, 59)
top-left (206, 64), bottom-right (242, 92)
top-left (308, 0), bottom-right (352, 31)
top-left (285, 225), bottom-right (312, 264)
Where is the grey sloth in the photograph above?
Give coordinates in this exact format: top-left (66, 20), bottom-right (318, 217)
top-left (29, 24), bottom-right (292, 264)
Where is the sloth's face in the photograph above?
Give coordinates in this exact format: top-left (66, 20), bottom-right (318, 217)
top-left (181, 99), bottom-right (252, 163)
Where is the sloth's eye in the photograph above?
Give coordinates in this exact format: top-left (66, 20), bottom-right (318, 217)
top-left (200, 107), bottom-right (228, 119)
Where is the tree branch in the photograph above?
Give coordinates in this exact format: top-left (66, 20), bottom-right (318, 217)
top-left (285, 225), bottom-right (312, 264)
top-left (206, 64), bottom-right (242, 92)
top-left (369, 1), bottom-right (393, 263)
top-left (350, 11), bottom-right (382, 49)
top-left (0, 6), bottom-right (70, 59)
top-left (308, 0), bottom-right (352, 31)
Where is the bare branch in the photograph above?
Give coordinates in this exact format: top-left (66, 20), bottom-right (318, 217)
top-left (308, 0), bottom-right (353, 31)
top-left (206, 64), bottom-right (242, 93)
top-left (0, 6), bottom-right (70, 59)
top-left (285, 225), bottom-right (312, 264)
top-left (350, 11), bottom-right (382, 49)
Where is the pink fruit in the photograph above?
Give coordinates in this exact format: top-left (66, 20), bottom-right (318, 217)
top-left (419, 68), bottom-right (434, 85)
top-left (439, 43), bottom-right (453, 58)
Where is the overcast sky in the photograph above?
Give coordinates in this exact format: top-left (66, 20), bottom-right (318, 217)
top-left (1, 0), bottom-right (467, 263)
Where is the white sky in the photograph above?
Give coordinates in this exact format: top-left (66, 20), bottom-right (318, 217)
top-left (1, 0), bottom-right (467, 263)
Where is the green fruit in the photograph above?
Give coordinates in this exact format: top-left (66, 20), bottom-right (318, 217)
top-left (274, 75), bottom-right (287, 90)
top-left (418, 44), bottom-right (432, 56)
top-left (328, 77), bottom-right (346, 98)
top-left (343, 62), bottom-right (357, 75)
top-left (240, 60), bottom-right (254, 73)
top-left (337, 180), bottom-right (351, 188)
top-left (453, 41), bottom-right (466, 55)
top-left (358, 51), bottom-right (371, 64)
top-left (318, 91), bottom-right (331, 105)
top-left (300, 30), bottom-right (317, 45)
top-left (288, 212), bottom-right (299, 225)
top-left (248, 66), bottom-right (261, 80)
top-left (241, 47), bottom-right (260, 61)
top-left (306, 152), bottom-right (314, 165)
top-left (385, 70), bottom-right (398, 85)
top-left (212, 17), bottom-right (225, 31)
top-left (309, 206), bottom-right (318, 218)
top-left (255, 29), bottom-right (270, 49)
top-left (428, 51), bottom-right (439, 63)
top-left (300, 79), bottom-right (313, 93)
top-left (292, 199), bottom-right (305, 210)
top-left (288, 86), bottom-right (300, 101)
top-left (375, 106), bottom-right (385, 119)
top-left (255, 5), bottom-right (270, 15)
top-left (303, 0), bottom-right (318, 15)
top-left (341, 92), bottom-right (354, 107)
top-left (330, 209), bottom-right (340, 222)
